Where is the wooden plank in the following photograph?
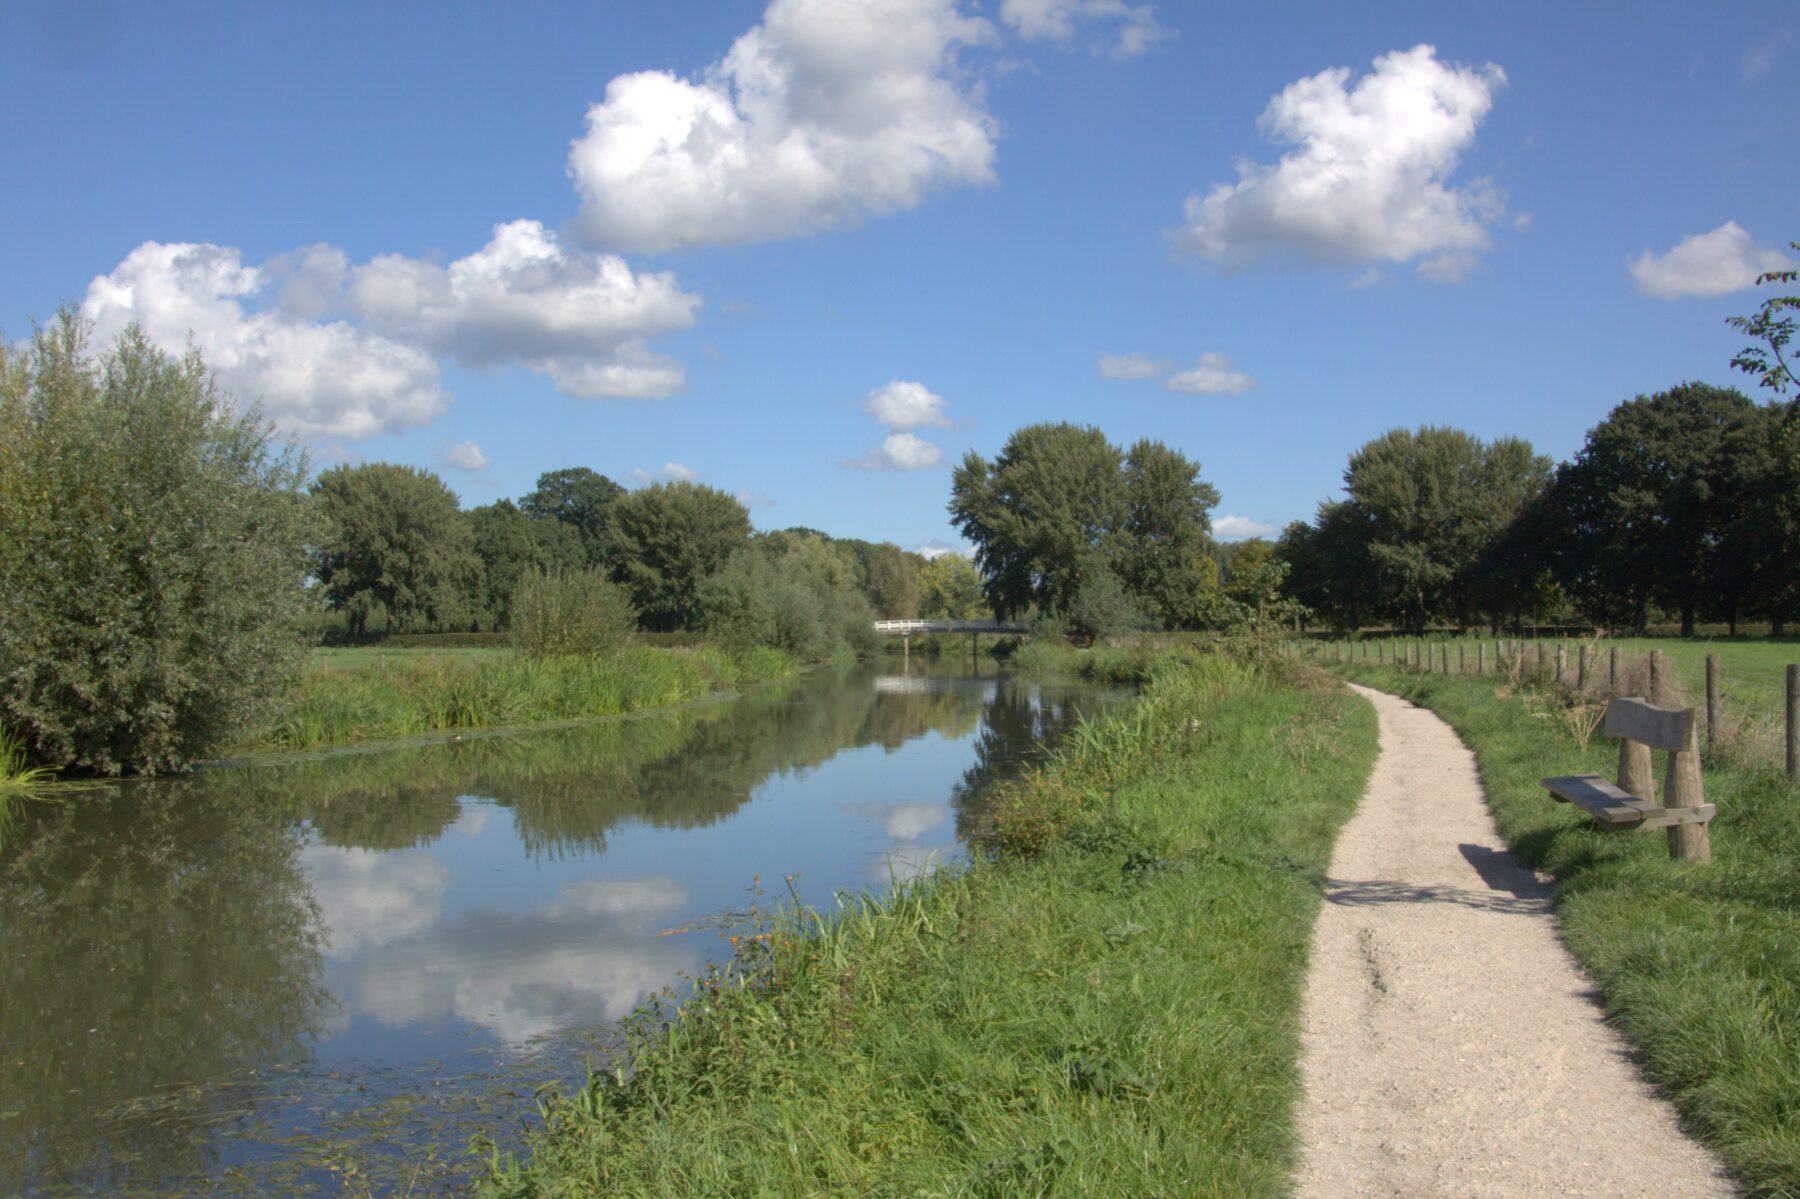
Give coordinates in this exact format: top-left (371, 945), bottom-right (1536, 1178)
top-left (1638, 804), bottom-right (1717, 830)
top-left (1604, 697), bottom-right (1695, 752)
top-left (1540, 774), bottom-right (1658, 827)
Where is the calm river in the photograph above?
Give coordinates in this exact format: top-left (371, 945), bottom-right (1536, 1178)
top-left (0, 661), bottom-right (1130, 1196)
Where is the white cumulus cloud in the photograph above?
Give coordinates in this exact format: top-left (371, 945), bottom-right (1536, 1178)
top-left (1628, 222), bottom-right (1796, 299)
top-left (1163, 352), bottom-right (1254, 395)
top-left (1174, 44), bottom-right (1506, 277)
top-left (862, 379), bottom-right (953, 430)
top-left (349, 219), bottom-right (700, 399)
top-left (1215, 514), bottom-right (1276, 540)
top-left (444, 441), bottom-right (490, 472)
top-left (82, 241), bottom-right (447, 441)
top-left (1000, 0), bottom-right (1167, 58)
top-left (566, 0), bottom-right (998, 252)
top-left (1097, 351), bottom-right (1168, 379)
top-left (850, 432), bottom-right (945, 471)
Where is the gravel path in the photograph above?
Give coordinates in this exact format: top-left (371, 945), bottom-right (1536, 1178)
top-left (1293, 684), bottom-right (1737, 1199)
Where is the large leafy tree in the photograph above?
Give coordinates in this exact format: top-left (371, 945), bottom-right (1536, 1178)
top-left (466, 499), bottom-right (585, 628)
top-left (950, 424), bottom-right (1216, 623)
top-left (0, 316), bottom-right (314, 773)
top-left (310, 463), bottom-right (479, 636)
top-left (1117, 438), bottom-right (1221, 627)
top-left (1551, 383), bottom-right (1757, 635)
top-left (863, 543), bottom-right (923, 619)
top-left (1339, 427), bottom-right (1550, 630)
top-left (520, 467), bottom-right (625, 566)
top-left (950, 424), bottom-right (1126, 618)
top-left (607, 482), bottom-right (751, 631)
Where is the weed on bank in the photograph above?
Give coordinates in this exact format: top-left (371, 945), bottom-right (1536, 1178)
top-left (476, 650), bottom-right (1378, 1198)
top-left (250, 645), bottom-right (795, 752)
top-left (1334, 661), bottom-right (1800, 1198)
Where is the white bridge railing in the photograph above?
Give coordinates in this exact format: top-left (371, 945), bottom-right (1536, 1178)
top-left (870, 619), bottom-right (1027, 634)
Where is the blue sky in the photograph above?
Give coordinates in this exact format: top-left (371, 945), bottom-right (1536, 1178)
top-left (4, 1), bottom-right (1796, 554)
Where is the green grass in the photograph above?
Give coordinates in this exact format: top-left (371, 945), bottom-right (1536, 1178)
top-left (1315, 634), bottom-right (1800, 768)
top-left (474, 649), bottom-right (1380, 1198)
top-left (308, 645), bottom-right (502, 671)
top-left (247, 645), bottom-right (798, 753)
top-left (1330, 658), bottom-right (1800, 1198)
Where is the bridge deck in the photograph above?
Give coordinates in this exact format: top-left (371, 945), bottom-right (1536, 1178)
top-left (871, 619), bottom-right (1027, 634)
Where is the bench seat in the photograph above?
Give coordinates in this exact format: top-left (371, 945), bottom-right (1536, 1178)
top-left (1541, 774), bottom-right (1716, 831)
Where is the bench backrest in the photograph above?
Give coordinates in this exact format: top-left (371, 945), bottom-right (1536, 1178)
top-left (1604, 697), bottom-right (1695, 752)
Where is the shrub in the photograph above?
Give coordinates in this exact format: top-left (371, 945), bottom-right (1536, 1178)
top-left (509, 567), bottom-right (637, 660)
top-left (0, 316), bottom-right (314, 774)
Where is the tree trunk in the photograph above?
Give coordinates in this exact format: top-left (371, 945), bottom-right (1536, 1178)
top-left (1681, 603), bottom-right (1696, 638)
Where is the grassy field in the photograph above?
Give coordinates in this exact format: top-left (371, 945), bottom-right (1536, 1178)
top-left (474, 650), bottom-right (1379, 1198)
top-left (1331, 658), bottom-right (1800, 1198)
top-left (1314, 634), bottom-right (1800, 767)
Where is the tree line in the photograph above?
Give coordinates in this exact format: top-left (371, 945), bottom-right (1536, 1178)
top-left (307, 459), bottom-right (988, 646)
top-left (1275, 383), bottom-right (1800, 635)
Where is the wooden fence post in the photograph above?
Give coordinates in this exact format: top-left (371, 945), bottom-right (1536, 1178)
top-left (1666, 715), bottom-right (1712, 864)
top-left (1555, 643), bottom-right (1567, 685)
top-left (1537, 642), bottom-right (1546, 671)
top-left (1576, 645), bottom-right (1588, 690)
top-left (1459, 643), bottom-right (1465, 674)
top-left (1377, 639), bottom-right (1385, 664)
top-left (1650, 651), bottom-right (1665, 705)
top-left (1478, 642), bottom-right (1486, 674)
top-left (1705, 654), bottom-right (1720, 757)
top-left (1787, 665), bottom-right (1799, 782)
top-left (1609, 646), bottom-right (1619, 693)
top-left (1440, 644), bottom-right (1449, 673)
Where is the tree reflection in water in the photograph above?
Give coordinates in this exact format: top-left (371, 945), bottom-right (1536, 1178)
top-left (0, 781), bottom-right (329, 1193)
top-left (0, 662), bottom-right (1127, 1196)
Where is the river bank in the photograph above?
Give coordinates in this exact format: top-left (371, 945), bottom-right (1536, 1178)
top-left (1331, 661), bottom-right (1800, 1198)
top-left (476, 649), bottom-right (1380, 1197)
top-left (239, 644), bottom-right (797, 753)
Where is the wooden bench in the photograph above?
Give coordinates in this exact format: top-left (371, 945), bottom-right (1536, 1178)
top-left (1541, 697), bottom-right (1716, 862)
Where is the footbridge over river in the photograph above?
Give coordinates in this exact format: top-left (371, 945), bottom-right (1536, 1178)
top-left (871, 618), bottom-right (1027, 657)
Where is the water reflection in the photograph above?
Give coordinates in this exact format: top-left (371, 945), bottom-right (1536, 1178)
top-left (0, 782), bottom-right (329, 1191)
top-left (0, 663), bottom-right (1127, 1196)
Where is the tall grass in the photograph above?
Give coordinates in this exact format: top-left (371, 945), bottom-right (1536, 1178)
top-left (1334, 661), bottom-right (1800, 1198)
top-left (475, 650), bottom-right (1379, 1197)
top-left (251, 646), bottom-right (797, 752)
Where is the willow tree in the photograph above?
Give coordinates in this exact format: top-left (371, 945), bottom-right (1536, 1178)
top-left (0, 315), bottom-right (313, 774)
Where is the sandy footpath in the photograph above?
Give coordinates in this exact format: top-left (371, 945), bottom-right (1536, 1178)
top-left (1292, 684), bottom-right (1737, 1199)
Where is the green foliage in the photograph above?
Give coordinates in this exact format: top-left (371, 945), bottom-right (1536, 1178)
top-left (949, 423), bottom-right (1218, 626)
top-left (1116, 438), bottom-right (1222, 627)
top-left (1065, 563), bottom-right (1152, 642)
top-left (862, 542), bottom-right (923, 618)
top-left (0, 315), bottom-right (313, 774)
top-left (918, 552), bottom-right (987, 619)
top-left (520, 467), bottom-right (625, 566)
top-left (1549, 383), bottom-right (1765, 634)
top-left (699, 533), bottom-right (877, 661)
top-left (310, 463), bottom-right (479, 636)
top-left (606, 482), bottom-right (751, 632)
top-left (509, 568), bottom-right (637, 660)
top-left (466, 499), bottom-right (585, 629)
top-left (255, 646), bottom-right (796, 751)
top-left (1726, 244), bottom-right (1799, 395)
top-left (475, 652), bottom-right (1378, 1198)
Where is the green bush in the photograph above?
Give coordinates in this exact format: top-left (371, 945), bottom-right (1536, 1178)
top-left (510, 568), bottom-right (637, 660)
top-left (0, 316), bottom-right (313, 774)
